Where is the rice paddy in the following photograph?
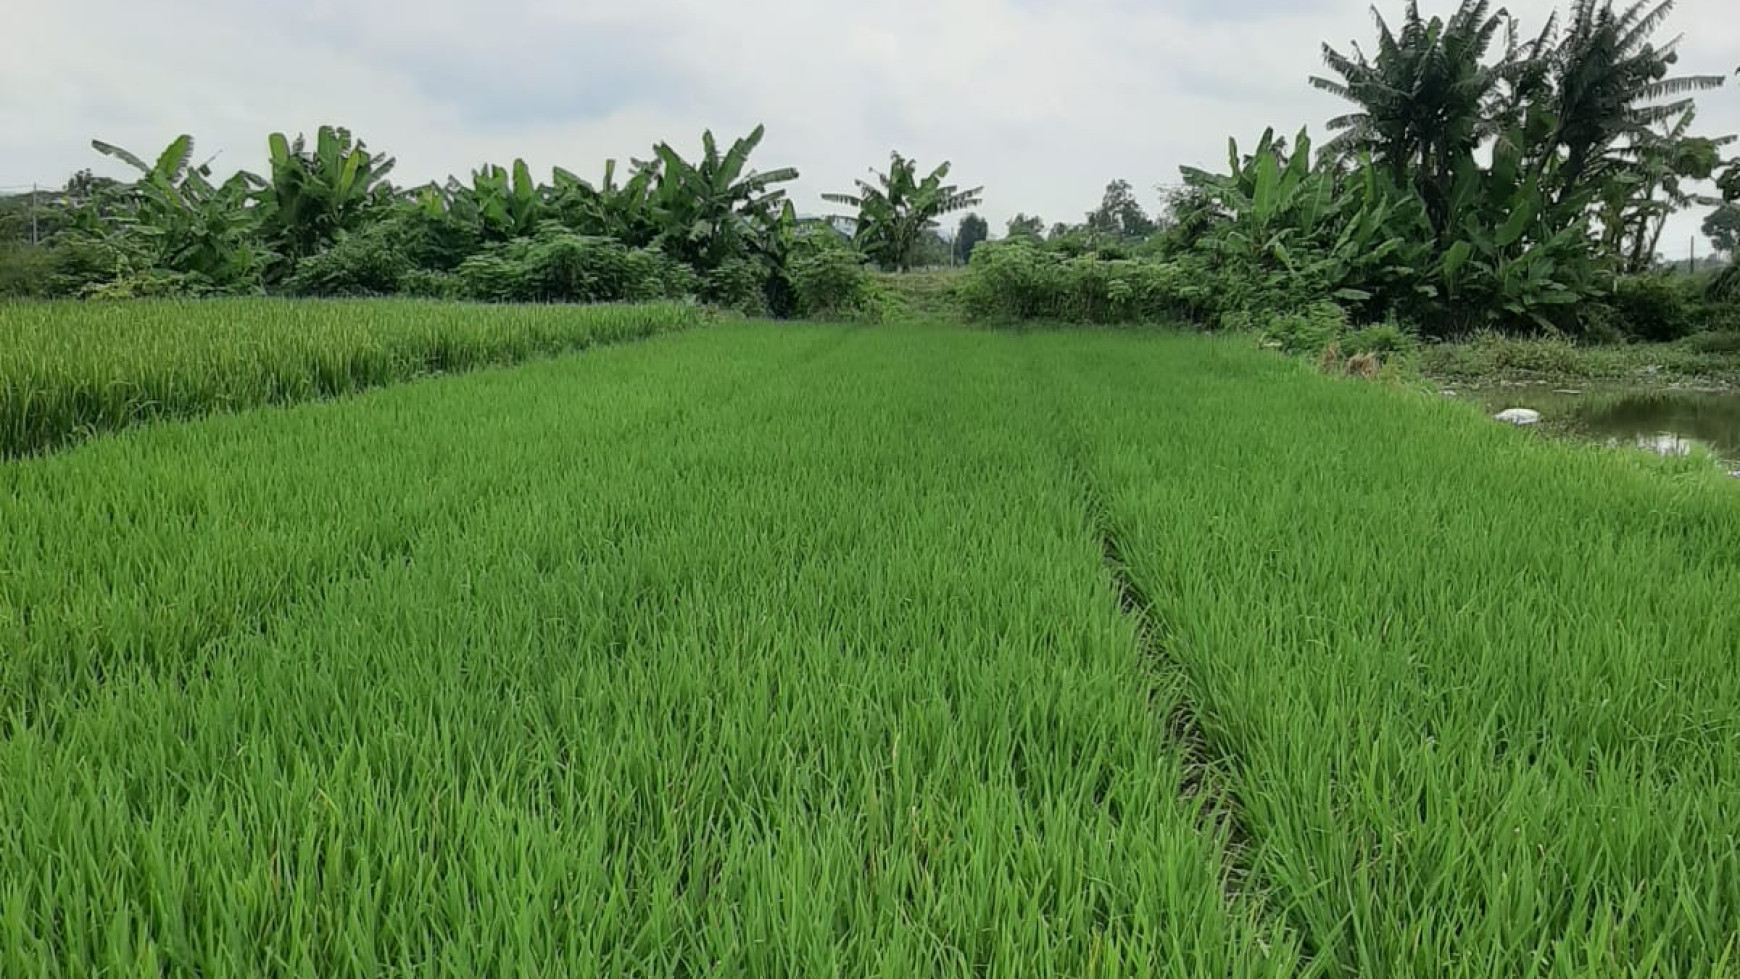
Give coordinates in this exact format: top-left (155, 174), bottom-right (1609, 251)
top-left (2, 306), bottom-right (1738, 977)
top-left (0, 299), bottom-right (701, 458)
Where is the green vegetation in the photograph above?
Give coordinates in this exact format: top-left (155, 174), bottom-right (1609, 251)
top-left (0, 300), bottom-right (700, 458)
top-left (1038, 326), bottom-right (1740, 976)
top-left (4, 318), bottom-right (1739, 976)
top-left (8, 0), bottom-right (1736, 360)
top-left (954, 0), bottom-right (1738, 347)
top-left (1419, 329), bottom-right (1740, 383)
top-left (823, 152), bottom-right (983, 272)
top-left (0, 322), bottom-right (1303, 978)
top-left (4, 126), bottom-right (878, 319)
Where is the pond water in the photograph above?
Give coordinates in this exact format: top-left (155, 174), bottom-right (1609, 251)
top-left (1465, 385), bottom-right (1740, 466)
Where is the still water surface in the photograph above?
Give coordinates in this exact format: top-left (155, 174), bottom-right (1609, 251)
top-left (1471, 386), bottom-right (1740, 464)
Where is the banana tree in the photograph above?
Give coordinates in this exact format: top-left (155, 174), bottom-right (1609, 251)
top-left (259, 126), bottom-right (396, 270)
top-left (550, 158), bottom-right (661, 246)
top-left (823, 152), bottom-right (982, 271)
top-left (1591, 108), bottom-right (1734, 271)
top-left (450, 159), bottom-right (545, 243)
top-left (649, 124), bottom-right (798, 270)
top-left (89, 134), bottom-right (265, 287)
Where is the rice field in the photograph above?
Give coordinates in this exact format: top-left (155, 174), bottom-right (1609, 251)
top-left (2, 310), bottom-right (1738, 977)
top-left (0, 299), bottom-right (702, 458)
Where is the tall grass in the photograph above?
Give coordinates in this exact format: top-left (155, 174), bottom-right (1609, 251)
top-left (0, 322), bottom-right (1300, 977)
top-left (0, 298), bottom-right (702, 457)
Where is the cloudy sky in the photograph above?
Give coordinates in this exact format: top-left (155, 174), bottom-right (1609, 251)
top-left (4, 0), bottom-right (1736, 251)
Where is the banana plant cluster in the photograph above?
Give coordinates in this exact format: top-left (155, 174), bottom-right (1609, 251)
top-left (824, 153), bottom-right (983, 271)
top-left (84, 135), bottom-right (265, 289)
top-left (54, 122), bottom-right (806, 301)
top-left (259, 126), bottom-right (397, 273)
top-left (403, 126), bottom-right (798, 274)
top-left (1181, 121), bottom-right (1610, 332)
top-left (1310, 0), bottom-right (1731, 274)
top-left (1158, 0), bottom-right (1736, 333)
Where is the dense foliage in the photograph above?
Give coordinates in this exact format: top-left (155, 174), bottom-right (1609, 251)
top-left (961, 0), bottom-right (1736, 342)
top-left (4, 0), bottom-right (1735, 343)
top-left (5, 126), bottom-right (874, 318)
top-left (823, 153), bottom-right (983, 271)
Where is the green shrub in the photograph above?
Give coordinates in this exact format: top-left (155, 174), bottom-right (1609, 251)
top-left (1689, 302), bottom-right (1740, 335)
top-left (0, 243), bottom-right (52, 298)
top-left (1684, 330), bottom-right (1740, 355)
top-left (788, 238), bottom-right (874, 318)
top-left (455, 253), bottom-right (526, 303)
top-left (1464, 331), bottom-right (1583, 374)
top-left (1573, 302), bottom-right (1627, 344)
top-left (702, 258), bottom-right (769, 316)
top-left (455, 229), bottom-right (692, 304)
top-left (958, 242), bottom-right (1197, 324)
top-left (1341, 320), bottom-right (1416, 357)
top-left (285, 225), bottom-right (411, 297)
top-left (1708, 263), bottom-right (1740, 302)
top-left (45, 234), bottom-right (149, 297)
top-left (1611, 276), bottom-right (1692, 342)
top-left (1260, 302), bottom-right (1348, 354)
top-left (871, 270), bottom-right (962, 318)
top-left (400, 269), bottom-right (461, 300)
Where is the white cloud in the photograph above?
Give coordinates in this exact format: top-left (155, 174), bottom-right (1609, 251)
top-left (2, 0), bottom-right (1736, 249)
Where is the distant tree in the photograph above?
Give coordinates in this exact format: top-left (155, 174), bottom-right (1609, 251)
top-left (824, 152), bottom-right (982, 271)
top-left (909, 229), bottom-right (954, 268)
top-left (1005, 213), bottom-right (1046, 239)
top-left (1706, 203), bottom-right (1740, 256)
top-left (1048, 222), bottom-right (1075, 240)
top-left (1084, 179), bottom-right (1156, 239)
top-left (955, 212), bottom-right (988, 262)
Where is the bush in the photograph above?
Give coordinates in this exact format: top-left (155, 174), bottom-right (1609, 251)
top-left (1573, 302), bottom-right (1627, 344)
top-left (1684, 330), bottom-right (1740, 355)
top-left (0, 243), bottom-right (52, 298)
top-left (958, 242), bottom-right (1198, 324)
top-left (1611, 276), bottom-right (1692, 342)
top-left (1341, 319), bottom-right (1416, 357)
top-left (1461, 331), bottom-right (1584, 374)
top-left (44, 234), bottom-right (147, 297)
top-left (455, 229), bottom-right (693, 304)
top-left (1260, 302), bottom-right (1348, 354)
top-left (701, 258), bottom-right (769, 316)
top-left (400, 269), bottom-right (461, 300)
top-left (1708, 263), bottom-right (1740, 302)
top-left (285, 225), bottom-right (411, 297)
top-left (788, 236), bottom-right (874, 318)
top-left (1689, 302), bottom-right (1740, 335)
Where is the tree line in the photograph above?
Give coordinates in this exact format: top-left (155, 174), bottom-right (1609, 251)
top-left (954, 0), bottom-right (1740, 340)
top-left (0, 126), bottom-right (984, 313)
top-left (4, 0), bottom-right (1738, 340)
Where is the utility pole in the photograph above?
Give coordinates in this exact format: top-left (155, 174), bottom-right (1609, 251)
top-left (29, 183), bottom-right (39, 246)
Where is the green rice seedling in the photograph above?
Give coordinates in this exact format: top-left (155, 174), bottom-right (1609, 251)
top-left (10, 312), bottom-right (1739, 977)
top-left (0, 298), bottom-right (702, 458)
top-left (0, 321), bottom-right (1301, 978)
top-left (1029, 328), bottom-right (1740, 978)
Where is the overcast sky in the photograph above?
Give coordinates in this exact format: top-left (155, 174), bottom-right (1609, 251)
top-left (3, 0), bottom-right (1736, 253)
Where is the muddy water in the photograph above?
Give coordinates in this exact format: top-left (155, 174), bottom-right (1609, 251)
top-left (1466, 385), bottom-right (1740, 465)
